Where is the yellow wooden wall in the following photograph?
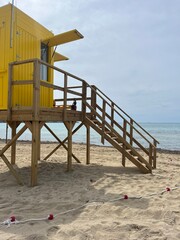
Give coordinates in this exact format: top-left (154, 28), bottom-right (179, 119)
top-left (0, 4), bottom-right (54, 110)
top-left (0, 7), bottom-right (10, 110)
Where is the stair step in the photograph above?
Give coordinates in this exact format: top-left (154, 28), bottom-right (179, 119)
top-left (112, 136), bottom-right (118, 140)
top-left (126, 150), bottom-right (141, 161)
top-left (105, 131), bottom-right (111, 134)
top-left (93, 120), bottom-right (101, 125)
top-left (118, 143), bottom-right (123, 148)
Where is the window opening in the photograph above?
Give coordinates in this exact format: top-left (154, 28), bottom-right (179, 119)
top-left (40, 43), bottom-right (48, 81)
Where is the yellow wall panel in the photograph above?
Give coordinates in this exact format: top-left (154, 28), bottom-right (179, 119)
top-left (0, 73), bottom-right (8, 109)
top-left (0, 4), bottom-right (54, 110)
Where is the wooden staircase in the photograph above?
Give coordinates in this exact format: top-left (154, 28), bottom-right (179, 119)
top-left (82, 84), bottom-right (159, 173)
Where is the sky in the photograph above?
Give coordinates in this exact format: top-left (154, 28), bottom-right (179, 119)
top-left (1, 0), bottom-right (180, 123)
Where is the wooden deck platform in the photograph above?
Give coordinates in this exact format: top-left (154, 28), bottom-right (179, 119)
top-left (0, 108), bottom-right (83, 122)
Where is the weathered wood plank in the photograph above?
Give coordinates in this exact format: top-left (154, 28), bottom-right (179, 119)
top-left (31, 121), bottom-right (40, 186)
top-left (11, 122), bottom-right (17, 165)
top-left (64, 122), bottom-right (73, 171)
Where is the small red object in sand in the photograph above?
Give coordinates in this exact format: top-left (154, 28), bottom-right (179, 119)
top-left (48, 214), bottom-right (54, 220)
top-left (166, 187), bottom-right (171, 192)
top-left (10, 216), bottom-right (16, 222)
top-left (124, 195), bottom-right (128, 199)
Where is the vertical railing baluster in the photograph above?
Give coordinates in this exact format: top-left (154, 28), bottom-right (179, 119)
top-left (111, 102), bottom-right (114, 128)
top-left (101, 100), bottom-right (106, 144)
top-left (149, 143), bottom-right (153, 172)
top-left (82, 81), bottom-right (87, 120)
top-left (63, 73), bottom-right (68, 121)
top-left (33, 59), bottom-right (40, 121)
top-left (122, 119), bottom-right (127, 167)
top-left (153, 140), bottom-right (157, 169)
top-left (130, 118), bottom-right (133, 146)
top-left (91, 85), bottom-right (97, 120)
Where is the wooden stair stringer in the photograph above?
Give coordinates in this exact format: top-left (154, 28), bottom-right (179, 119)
top-left (84, 117), bottom-right (151, 173)
top-left (89, 118), bottom-right (152, 170)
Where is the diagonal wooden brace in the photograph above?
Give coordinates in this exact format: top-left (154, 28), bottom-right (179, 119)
top-left (0, 124), bottom-right (27, 157)
top-left (43, 123), bottom-right (84, 162)
top-left (1, 154), bottom-right (23, 185)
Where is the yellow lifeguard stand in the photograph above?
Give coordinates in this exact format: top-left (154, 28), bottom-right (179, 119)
top-left (0, 3), bottom-right (159, 187)
top-left (0, 3), bottom-right (83, 109)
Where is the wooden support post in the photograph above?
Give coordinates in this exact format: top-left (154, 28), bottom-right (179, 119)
top-left (122, 120), bottom-right (127, 167)
top-left (64, 122), bottom-right (73, 171)
top-left (11, 121), bottom-right (17, 165)
top-left (86, 124), bottom-right (90, 164)
top-left (25, 121), bottom-right (41, 164)
top-left (31, 121), bottom-right (40, 186)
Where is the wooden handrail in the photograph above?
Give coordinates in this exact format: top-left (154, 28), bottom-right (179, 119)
top-left (11, 58), bottom-right (85, 83)
top-left (12, 80), bottom-right (34, 85)
top-left (40, 81), bottom-right (82, 96)
top-left (96, 102), bottom-right (156, 148)
top-left (95, 86), bottom-right (159, 144)
top-left (84, 82), bottom-right (159, 148)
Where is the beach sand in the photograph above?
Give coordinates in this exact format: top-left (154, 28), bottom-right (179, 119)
top-left (0, 141), bottom-right (179, 240)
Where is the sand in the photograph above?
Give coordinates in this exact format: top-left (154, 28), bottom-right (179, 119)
top-left (0, 141), bottom-right (179, 240)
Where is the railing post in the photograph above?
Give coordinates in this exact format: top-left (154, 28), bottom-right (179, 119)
top-left (63, 74), bottom-right (68, 121)
top-left (153, 140), bottom-right (157, 169)
top-left (86, 124), bottom-right (90, 164)
top-left (33, 59), bottom-right (40, 121)
top-left (82, 81), bottom-right (87, 120)
top-left (101, 100), bottom-right (106, 144)
top-left (11, 121), bottom-right (17, 165)
top-left (130, 118), bottom-right (133, 146)
top-left (149, 143), bottom-right (153, 172)
top-left (111, 102), bottom-right (114, 128)
top-left (122, 119), bottom-right (127, 167)
top-left (91, 85), bottom-right (97, 119)
top-left (7, 63), bottom-right (13, 121)
top-left (64, 121), bottom-right (73, 172)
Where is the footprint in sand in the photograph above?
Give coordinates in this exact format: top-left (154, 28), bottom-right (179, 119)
top-left (47, 225), bottom-right (60, 237)
top-left (25, 234), bottom-right (48, 240)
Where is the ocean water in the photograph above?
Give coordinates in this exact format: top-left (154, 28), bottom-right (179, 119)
top-left (0, 122), bottom-right (180, 151)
